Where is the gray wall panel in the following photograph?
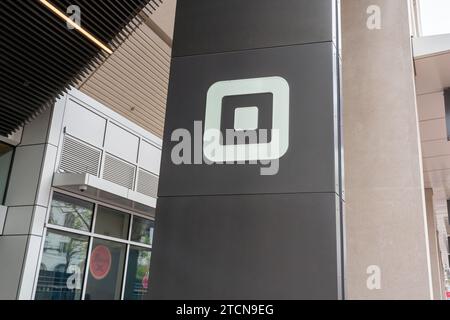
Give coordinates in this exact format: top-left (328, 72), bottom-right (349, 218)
top-left (5, 145), bottom-right (45, 206)
top-left (150, 193), bottom-right (342, 299)
top-left (159, 42), bottom-right (339, 197)
top-left (20, 107), bottom-right (51, 146)
top-left (0, 235), bottom-right (28, 299)
top-left (173, 0), bottom-right (337, 56)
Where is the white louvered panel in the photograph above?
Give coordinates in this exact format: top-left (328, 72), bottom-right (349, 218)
top-left (136, 169), bottom-right (159, 198)
top-left (102, 154), bottom-right (136, 189)
top-left (59, 135), bottom-right (101, 176)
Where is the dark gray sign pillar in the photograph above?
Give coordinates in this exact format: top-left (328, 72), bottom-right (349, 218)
top-left (149, 0), bottom-right (344, 299)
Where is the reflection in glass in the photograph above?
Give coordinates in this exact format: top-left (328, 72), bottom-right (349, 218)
top-left (124, 246), bottom-right (151, 300)
top-left (131, 216), bottom-right (154, 245)
top-left (0, 142), bottom-right (13, 204)
top-left (35, 230), bottom-right (89, 300)
top-left (48, 192), bottom-right (94, 231)
top-left (84, 239), bottom-right (126, 300)
top-left (94, 206), bottom-right (130, 239)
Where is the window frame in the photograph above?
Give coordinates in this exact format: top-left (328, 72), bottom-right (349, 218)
top-left (33, 187), bottom-right (155, 300)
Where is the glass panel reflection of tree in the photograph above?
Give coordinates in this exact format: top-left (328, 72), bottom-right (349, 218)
top-left (35, 230), bottom-right (89, 300)
top-left (131, 216), bottom-right (154, 245)
top-left (48, 192), bottom-right (93, 231)
top-left (124, 246), bottom-right (151, 300)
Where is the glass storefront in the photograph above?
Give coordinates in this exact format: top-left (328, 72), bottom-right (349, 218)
top-left (131, 216), bottom-right (154, 246)
top-left (124, 246), bottom-right (151, 300)
top-left (94, 206), bottom-right (130, 240)
top-left (35, 230), bottom-right (89, 300)
top-left (0, 142), bottom-right (14, 204)
top-left (85, 239), bottom-right (126, 300)
top-left (48, 192), bottom-right (94, 231)
top-left (35, 191), bottom-right (154, 300)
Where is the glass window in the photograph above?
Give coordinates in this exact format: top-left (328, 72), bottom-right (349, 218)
top-left (94, 206), bottom-right (130, 240)
top-left (124, 246), bottom-right (151, 300)
top-left (38, 192), bottom-right (155, 300)
top-left (0, 142), bottom-right (13, 204)
top-left (35, 230), bottom-right (89, 300)
top-left (131, 216), bottom-right (154, 246)
top-left (419, 0), bottom-right (450, 36)
top-left (84, 239), bottom-right (126, 300)
top-left (48, 192), bottom-right (94, 232)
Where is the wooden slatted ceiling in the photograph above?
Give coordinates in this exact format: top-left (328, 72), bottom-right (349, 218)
top-left (79, 1), bottom-right (175, 138)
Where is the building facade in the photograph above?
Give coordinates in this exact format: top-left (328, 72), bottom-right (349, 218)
top-left (1, 0), bottom-right (450, 300)
top-left (0, 89), bottom-right (161, 300)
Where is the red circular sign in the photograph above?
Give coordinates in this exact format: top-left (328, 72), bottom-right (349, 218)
top-left (89, 245), bottom-right (112, 280)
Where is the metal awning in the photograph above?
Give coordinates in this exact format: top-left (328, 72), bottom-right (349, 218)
top-left (53, 173), bottom-right (156, 216)
top-left (0, 0), bottom-right (162, 136)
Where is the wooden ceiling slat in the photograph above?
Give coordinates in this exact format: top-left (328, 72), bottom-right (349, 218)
top-left (82, 83), bottom-right (165, 130)
top-left (84, 71), bottom-right (167, 118)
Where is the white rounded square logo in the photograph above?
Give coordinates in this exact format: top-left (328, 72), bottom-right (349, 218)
top-left (234, 106), bottom-right (259, 131)
top-left (203, 76), bottom-right (290, 162)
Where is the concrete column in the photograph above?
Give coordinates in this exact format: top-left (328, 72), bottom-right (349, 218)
top-left (425, 189), bottom-right (444, 299)
top-left (0, 98), bottom-right (65, 299)
top-left (342, 0), bottom-right (433, 299)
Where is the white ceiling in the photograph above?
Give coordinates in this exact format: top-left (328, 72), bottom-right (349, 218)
top-left (416, 50), bottom-right (450, 193)
top-left (415, 35), bottom-right (450, 263)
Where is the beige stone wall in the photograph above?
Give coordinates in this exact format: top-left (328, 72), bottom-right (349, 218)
top-left (342, 0), bottom-right (433, 299)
